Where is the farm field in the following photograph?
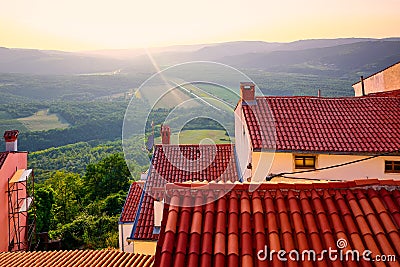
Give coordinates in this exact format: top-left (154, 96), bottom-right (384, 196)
top-left (17, 109), bottom-right (70, 131)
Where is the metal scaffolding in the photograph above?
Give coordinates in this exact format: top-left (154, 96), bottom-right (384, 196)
top-left (7, 169), bottom-right (36, 252)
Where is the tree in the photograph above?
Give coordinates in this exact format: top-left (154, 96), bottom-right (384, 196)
top-left (101, 191), bottom-right (127, 216)
top-left (35, 153), bottom-right (132, 250)
top-left (44, 171), bottom-right (83, 226)
top-left (49, 214), bottom-right (120, 249)
top-left (35, 186), bottom-right (55, 233)
top-left (50, 216), bottom-right (86, 250)
top-left (83, 153), bottom-right (131, 202)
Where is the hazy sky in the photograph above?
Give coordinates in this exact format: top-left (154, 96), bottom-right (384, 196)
top-left (1, 0), bottom-right (399, 51)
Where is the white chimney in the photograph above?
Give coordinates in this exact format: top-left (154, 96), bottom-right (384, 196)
top-left (4, 130), bottom-right (19, 152)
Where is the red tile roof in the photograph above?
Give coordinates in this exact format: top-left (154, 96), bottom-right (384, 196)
top-left (120, 182), bottom-right (144, 223)
top-left (131, 144), bottom-right (239, 240)
top-left (0, 250), bottom-right (154, 267)
top-left (365, 89), bottom-right (400, 97)
top-left (242, 96), bottom-right (400, 153)
top-left (155, 180), bottom-right (400, 267)
top-left (0, 151), bottom-right (9, 169)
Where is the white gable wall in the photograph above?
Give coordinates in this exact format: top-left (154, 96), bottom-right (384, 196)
top-left (118, 223), bottom-right (134, 253)
top-left (234, 102), bottom-right (253, 181)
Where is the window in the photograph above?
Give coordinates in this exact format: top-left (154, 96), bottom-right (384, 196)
top-left (385, 161), bottom-right (400, 173)
top-left (295, 155), bottom-right (316, 169)
top-left (153, 226), bottom-right (161, 235)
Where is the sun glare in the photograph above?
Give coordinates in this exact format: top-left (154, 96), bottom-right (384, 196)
top-left (0, 0), bottom-right (399, 50)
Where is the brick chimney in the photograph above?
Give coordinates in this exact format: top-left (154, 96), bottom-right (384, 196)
top-left (4, 130), bottom-right (19, 152)
top-left (161, 125), bottom-right (171, 145)
top-left (240, 82), bottom-right (255, 104)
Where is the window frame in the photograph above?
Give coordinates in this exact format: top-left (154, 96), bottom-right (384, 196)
top-left (294, 155), bottom-right (317, 170)
top-left (384, 160), bottom-right (400, 173)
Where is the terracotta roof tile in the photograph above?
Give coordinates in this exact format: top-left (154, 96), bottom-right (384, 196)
top-left (131, 144), bottom-right (239, 240)
top-left (0, 250), bottom-right (154, 267)
top-left (394, 190), bottom-right (400, 205)
top-left (380, 189), bottom-right (400, 228)
top-left (190, 208), bottom-right (203, 235)
top-left (366, 89), bottom-right (400, 97)
top-left (242, 96), bottom-right (400, 153)
top-left (120, 182), bottom-right (144, 222)
top-left (228, 219), bottom-right (239, 240)
top-left (156, 181), bottom-right (400, 266)
top-left (200, 233), bottom-right (213, 266)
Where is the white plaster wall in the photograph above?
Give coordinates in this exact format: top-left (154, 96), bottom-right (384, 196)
top-left (252, 152), bottom-right (400, 181)
top-left (234, 103), bottom-right (252, 181)
top-left (353, 62), bottom-right (400, 96)
top-left (354, 72), bottom-right (385, 96)
top-left (251, 151), bottom-right (276, 182)
top-left (118, 223), bottom-right (134, 253)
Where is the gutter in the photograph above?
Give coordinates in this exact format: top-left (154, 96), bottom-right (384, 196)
top-left (233, 145), bottom-right (243, 182)
top-left (252, 149), bottom-right (400, 157)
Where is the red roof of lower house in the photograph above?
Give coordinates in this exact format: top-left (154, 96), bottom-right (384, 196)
top-left (242, 96), bottom-right (400, 153)
top-left (155, 180), bottom-right (400, 267)
top-left (120, 182), bottom-right (145, 223)
top-left (127, 144), bottom-right (239, 240)
top-left (0, 250), bottom-right (154, 267)
top-left (0, 152), bottom-right (9, 169)
top-left (148, 144), bottom-right (238, 187)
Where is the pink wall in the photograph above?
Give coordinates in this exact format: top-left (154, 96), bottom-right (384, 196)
top-left (0, 152), bottom-right (28, 252)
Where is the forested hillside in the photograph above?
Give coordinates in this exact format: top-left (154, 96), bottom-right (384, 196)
top-left (29, 139), bottom-right (149, 181)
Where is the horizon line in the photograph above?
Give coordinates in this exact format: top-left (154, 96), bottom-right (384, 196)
top-left (1, 36), bottom-right (399, 53)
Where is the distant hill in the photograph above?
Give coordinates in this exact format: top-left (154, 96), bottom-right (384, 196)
top-left (273, 38), bottom-right (376, 51)
top-left (89, 38), bottom-right (378, 62)
top-left (219, 40), bottom-right (400, 78)
top-left (0, 47), bottom-right (127, 75)
top-left (140, 39), bottom-right (382, 65)
top-left (87, 38), bottom-right (400, 79)
top-left (0, 38), bottom-right (399, 77)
